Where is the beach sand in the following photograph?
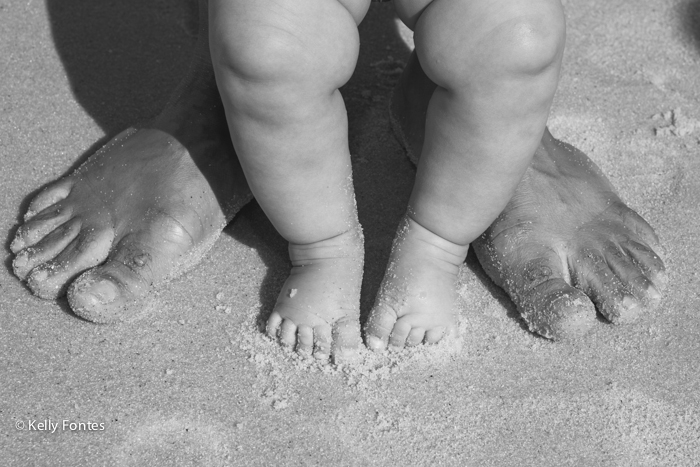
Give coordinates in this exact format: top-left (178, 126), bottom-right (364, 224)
top-left (1, 0), bottom-right (700, 465)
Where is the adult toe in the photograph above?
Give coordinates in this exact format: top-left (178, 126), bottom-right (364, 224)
top-left (11, 204), bottom-right (73, 253)
top-left (24, 180), bottom-right (72, 221)
top-left (603, 243), bottom-right (661, 307)
top-left (13, 217), bottom-right (81, 279)
top-left (623, 239), bottom-right (667, 291)
top-left (570, 247), bottom-right (642, 324)
top-left (26, 227), bottom-right (114, 299)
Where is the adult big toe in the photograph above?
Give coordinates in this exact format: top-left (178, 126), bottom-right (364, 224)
top-left (68, 222), bottom-right (196, 323)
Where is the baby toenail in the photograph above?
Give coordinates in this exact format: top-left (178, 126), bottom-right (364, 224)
top-left (366, 335), bottom-right (385, 350)
top-left (90, 280), bottom-right (118, 304)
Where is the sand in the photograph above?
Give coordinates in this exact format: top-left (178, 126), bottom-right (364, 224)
top-left (1, 0), bottom-right (700, 465)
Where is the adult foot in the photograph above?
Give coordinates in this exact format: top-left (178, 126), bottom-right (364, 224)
top-left (10, 24), bottom-right (251, 322)
top-left (390, 53), bottom-right (666, 340)
top-left (364, 216), bottom-right (466, 351)
top-left (266, 227), bottom-right (364, 363)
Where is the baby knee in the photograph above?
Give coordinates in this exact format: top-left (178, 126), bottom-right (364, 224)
top-left (210, 10), bottom-right (359, 93)
top-left (415, 1), bottom-right (565, 89)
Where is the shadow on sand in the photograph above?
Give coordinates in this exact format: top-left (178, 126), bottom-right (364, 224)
top-left (32, 0), bottom-right (521, 330)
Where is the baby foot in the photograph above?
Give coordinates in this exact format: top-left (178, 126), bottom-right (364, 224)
top-left (391, 52), bottom-right (666, 340)
top-left (266, 227), bottom-right (364, 363)
top-left (364, 216), bottom-right (469, 351)
top-left (11, 75), bottom-right (251, 322)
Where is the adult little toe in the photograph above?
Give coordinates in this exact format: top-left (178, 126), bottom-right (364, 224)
top-left (618, 204), bottom-right (663, 252)
top-left (623, 240), bottom-right (668, 291)
top-left (12, 217), bottom-right (82, 279)
top-left (331, 317), bottom-right (361, 364)
top-left (603, 243), bottom-right (661, 307)
top-left (26, 227), bottom-right (114, 300)
top-left (24, 180), bottom-right (72, 221)
top-left (11, 204), bottom-right (73, 253)
top-left (571, 248), bottom-right (642, 324)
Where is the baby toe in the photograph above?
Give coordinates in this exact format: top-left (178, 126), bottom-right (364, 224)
top-left (405, 327), bottom-right (426, 347)
top-left (313, 324), bottom-right (332, 361)
top-left (331, 317), bottom-right (361, 364)
top-left (278, 319), bottom-right (298, 347)
top-left (623, 240), bottom-right (667, 291)
top-left (266, 312), bottom-right (283, 339)
top-left (295, 325), bottom-right (314, 356)
top-left (364, 303), bottom-right (399, 352)
top-left (424, 326), bottom-right (447, 344)
top-left (388, 320), bottom-right (412, 351)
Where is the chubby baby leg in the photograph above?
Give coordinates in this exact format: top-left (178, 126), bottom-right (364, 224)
top-left (209, 0), bottom-right (370, 362)
top-left (366, 0), bottom-right (566, 350)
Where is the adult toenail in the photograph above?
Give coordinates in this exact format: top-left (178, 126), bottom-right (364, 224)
top-left (13, 252), bottom-right (28, 269)
top-left (30, 268), bottom-right (48, 282)
top-left (10, 237), bottom-right (24, 252)
top-left (622, 295), bottom-right (640, 311)
top-left (647, 285), bottom-right (661, 300)
top-left (90, 280), bottom-right (118, 304)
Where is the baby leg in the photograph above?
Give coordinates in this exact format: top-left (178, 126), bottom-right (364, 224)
top-left (366, 0), bottom-right (566, 350)
top-left (209, 0), bottom-right (370, 362)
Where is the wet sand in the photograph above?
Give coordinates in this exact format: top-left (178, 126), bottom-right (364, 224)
top-left (1, 0), bottom-right (700, 465)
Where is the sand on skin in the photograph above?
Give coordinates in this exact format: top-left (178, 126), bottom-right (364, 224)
top-left (1, 0), bottom-right (700, 465)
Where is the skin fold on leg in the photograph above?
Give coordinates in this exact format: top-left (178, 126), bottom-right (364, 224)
top-left (388, 44), bottom-right (666, 341)
top-left (10, 0), bottom-right (253, 323)
top-left (209, 0), bottom-right (371, 362)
